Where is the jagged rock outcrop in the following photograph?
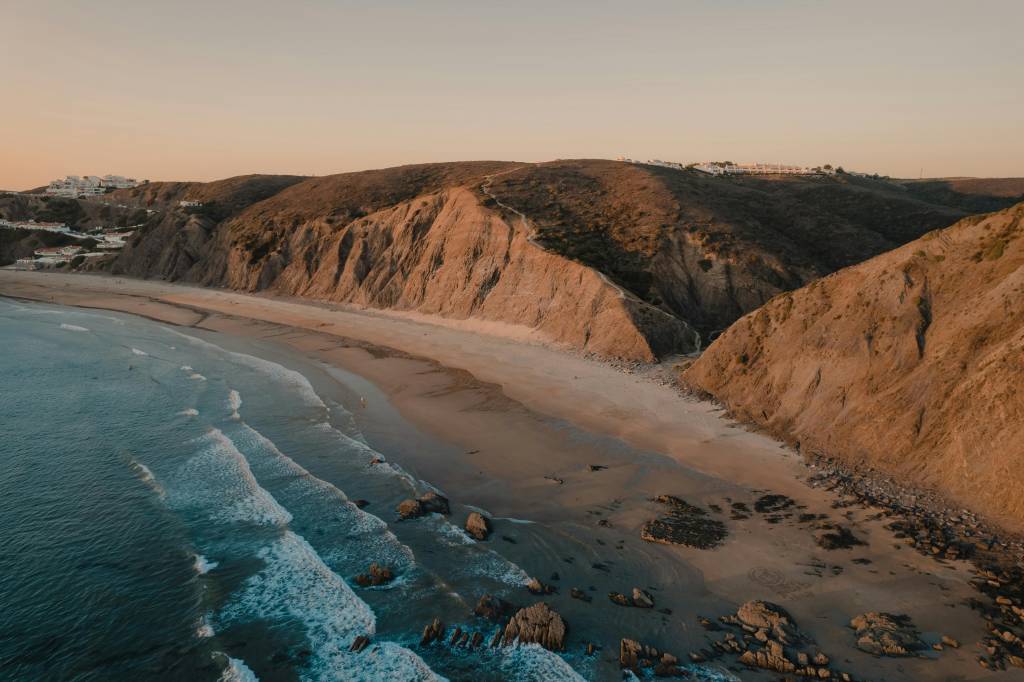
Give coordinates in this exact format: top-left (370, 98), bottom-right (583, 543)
top-left (850, 612), bottom-right (923, 656)
top-left (420, 618), bottom-right (445, 646)
top-left (502, 602), bottom-right (566, 651)
top-left (473, 594), bottom-right (512, 622)
top-left (684, 203), bottom-right (1024, 530)
top-left (735, 600), bottom-right (800, 645)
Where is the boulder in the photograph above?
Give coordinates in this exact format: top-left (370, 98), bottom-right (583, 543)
top-left (620, 638), bottom-right (643, 669)
top-left (609, 592), bottom-right (631, 606)
top-left (502, 603), bottom-right (567, 651)
top-left (850, 612), bottom-right (922, 656)
top-left (397, 491), bottom-right (451, 519)
top-left (474, 594), bottom-right (512, 622)
top-left (465, 512), bottom-right (492, 540)
top-left (570, 587), bottom-right (592, 602)
top-left (489, 625), bottom-right (503, 648)
top-left (349, 635), bottom-right (371, 653)
top-left (420, 618), bottom-right (445, 646)
top-left (354, 562), bottom-right (394, 587)
top-left (632, 588), bottom-right (655, 608)
top-left (419, 491), bottom-right (450, 515)
top-left (527, 577), bottom-right (555, 594)
top-left (397, 499), bottom-right (424, 519)
top-left (620, 638), bottom-right (662, 669)
top-left (737, 600), bottom-right (800, 644)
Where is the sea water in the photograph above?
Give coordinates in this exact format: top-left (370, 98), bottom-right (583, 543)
top-left (0, 298), bottom-right (741, 682)
top-left (0, 299), bottom-right (595, 682)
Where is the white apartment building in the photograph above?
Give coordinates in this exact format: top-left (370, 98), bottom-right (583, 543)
top-left (46, 174), bottom-right (140, 197)
top-left (0, 218), bottom-right (70, 233)
top-left (692, 162), bottom-right (829, 176)
top-left (33, 245), bottom-right (85, 258)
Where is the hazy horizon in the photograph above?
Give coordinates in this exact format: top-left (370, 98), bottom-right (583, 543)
top-left (4, 0), bottom-right (1023, 190)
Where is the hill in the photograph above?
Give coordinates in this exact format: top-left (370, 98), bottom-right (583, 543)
top-left (88, 160), bottom-right (1023, 360)
top-left (480, 161), bottom-right (1001, 339)
top-left (896, 177), bottom-right (1024, 213)
top-left (682, 203), bottom-right (1024, 529)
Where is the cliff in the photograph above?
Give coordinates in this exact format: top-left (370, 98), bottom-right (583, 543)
top-left (682, 203), bottom-right (1024, 529)
top-left (99, 161), bottom-right (1021, 361)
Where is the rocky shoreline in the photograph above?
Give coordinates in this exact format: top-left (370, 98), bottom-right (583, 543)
top-left (805, 458), bottom-right (1024, 672)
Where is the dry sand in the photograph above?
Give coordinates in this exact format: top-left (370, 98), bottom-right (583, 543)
top-left (0, 270), bottom-right (999, 681)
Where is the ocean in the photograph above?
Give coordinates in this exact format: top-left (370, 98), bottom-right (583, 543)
top-left (0, 298), bottom-right (739, 682)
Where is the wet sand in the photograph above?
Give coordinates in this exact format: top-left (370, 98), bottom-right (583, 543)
top-left (0, 270), bottom-right (999, 681)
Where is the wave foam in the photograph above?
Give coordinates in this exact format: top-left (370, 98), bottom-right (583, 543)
top-left (217, 655), bottom-right (259, 682)
top-left (429, 516), bottom-right (531, 587)
top-left (195, 554), bottom-right (219, 574)
top-left (179, 408), bottom-right (199, 417)
top-left (197, 613), bottom-right (215, 638)
top-left (59, 323), bottom-right (89, 332)
top-left (228, 390), bottom-right (242, 420)
top-left (223, 530), bottom-right (441, 681)
top-left (497, 643), bottom-right (587, 682)
top-left (131, 347), bottom-right (148, 356)
top-left (128, 460), bottom-right (165, 499)
top-left (170, 429), bottom-right (291, 527)
top-left (230, 421), bottom-right (415, 572)
top-left (167, 329), bottom-right (327, 410)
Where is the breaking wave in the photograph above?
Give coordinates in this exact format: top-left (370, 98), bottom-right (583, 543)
top-left (228, 389), bottom-right (242, 420)
top-left (169, 428), bottom-right (292, 527)
top-left (166, 329), bottom-right (327, 410)
top-left (217, 655), bottom-right (259, 682)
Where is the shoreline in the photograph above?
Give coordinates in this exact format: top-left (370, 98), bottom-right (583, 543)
top-left (1, 269), bottom-right (1018, 680)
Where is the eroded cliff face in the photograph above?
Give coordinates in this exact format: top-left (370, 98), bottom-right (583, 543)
top-left (113, 183), bottom-right (695, 360)
top-left (683, 204), bottom-right (1024, 529)
top-left (481, 160), bottom-right (983, 339)
top-left (106, 161), bottom-right (1023, 364)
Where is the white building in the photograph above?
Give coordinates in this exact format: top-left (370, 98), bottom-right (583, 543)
top-left (0, 218), bottom-right (70, 233)
top-left (33, 245), bottom-right (85, 258)
top-left (692, 162), bottom-right (826, 176)
top-left (46, 174), bottom-right (140, 197)
top-left (96, 230), bottom-right (133, 250)
top-left (178, 200), bottom-right (203, 208)
top-left (100, 175), bottom-right (138, 189)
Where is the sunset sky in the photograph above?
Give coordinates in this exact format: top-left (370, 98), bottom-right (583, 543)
top-left (4, 0), bottom-right (1022, 189)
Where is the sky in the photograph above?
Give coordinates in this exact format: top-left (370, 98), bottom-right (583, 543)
top-left (3, 0), bottom-right (1023, 189)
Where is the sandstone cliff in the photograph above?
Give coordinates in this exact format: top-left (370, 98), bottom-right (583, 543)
top-left (100, 161), bottom-right (1021, 362)
top-left (683, 204), bottom-right (1024, 529)
top-left (110, 164), bottom-right (694, 360)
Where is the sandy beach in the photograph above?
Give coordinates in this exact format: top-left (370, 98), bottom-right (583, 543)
top-left (0, 270), bottom-right (1001, 681)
